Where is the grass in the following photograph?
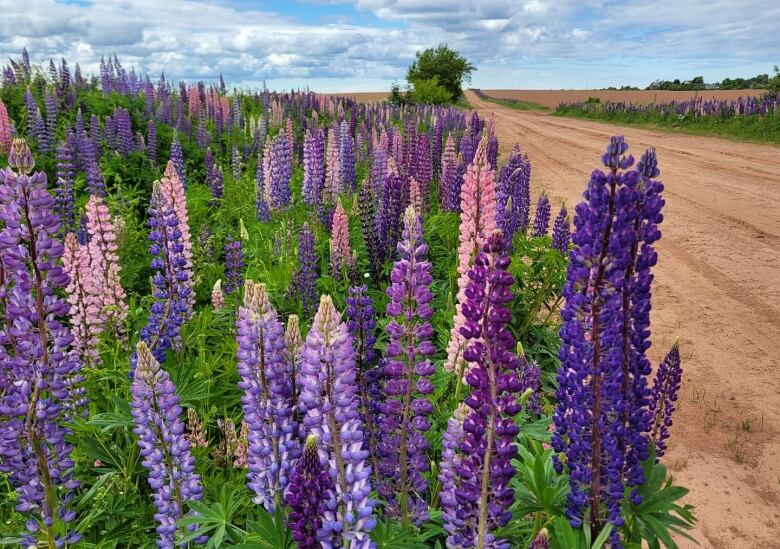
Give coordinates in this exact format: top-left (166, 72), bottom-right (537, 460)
top-left (553, 105), bottom-right (780, 145)
top-left (483, 96), bottom-right (550, 112)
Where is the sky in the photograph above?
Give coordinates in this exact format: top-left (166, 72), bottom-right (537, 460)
top-left (1, 0), bottom-right (778, 92)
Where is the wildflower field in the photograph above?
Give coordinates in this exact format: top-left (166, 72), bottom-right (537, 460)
top-left (0, 50), bottom-right (696, 549)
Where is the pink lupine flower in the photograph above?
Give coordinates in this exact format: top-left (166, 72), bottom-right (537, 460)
top-left (329, 198), bottom-right (353, 277)
top-left (324, 126), bottom-right (340, 203)
top-left (444, 135), bottom-right (497, 378)
top-left (85, 195), bottom-right (127, 332)
top-left (63, 233), bottom-right (104, 367)
top-left (409, 177), bottom-right (423, 215)
top-left (0, 98), bottom-right (12, 154)
top-left (211, 279), bottom-right (225, 310)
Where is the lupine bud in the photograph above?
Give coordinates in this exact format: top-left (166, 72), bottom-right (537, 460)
top-left (649, 340), bottom-right (682, 459)
top-left (551, 204), bottom-right (570, 252)
top-left (285, 435), bottom-right (335, 549)
top-left (531, 192), bottom-right (551, 237)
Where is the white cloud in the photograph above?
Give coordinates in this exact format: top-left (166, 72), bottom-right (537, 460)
top-left (0, 0), bottom-right (776, 91)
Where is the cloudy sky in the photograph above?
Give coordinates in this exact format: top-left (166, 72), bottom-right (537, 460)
top-left (2, 0), bottom-right (778, 92)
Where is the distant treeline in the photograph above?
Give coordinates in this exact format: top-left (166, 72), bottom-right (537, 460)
top-left (644, 67), bottom-right (780, 91)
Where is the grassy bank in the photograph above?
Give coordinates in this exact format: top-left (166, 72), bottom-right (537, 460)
top-left (483, 96), bottom-right (550, 112)
top-left (554, 105), bottom-right (780, 145)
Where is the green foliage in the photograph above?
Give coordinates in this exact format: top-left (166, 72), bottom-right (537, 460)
top-left (406, 44), bottom-right (475, 100)
top-left (555, 101), bottom-right (780, 145)
top-left (410, 77), bottom-right (452, 105)
top-left (620, 450), bottom-right (697, 549)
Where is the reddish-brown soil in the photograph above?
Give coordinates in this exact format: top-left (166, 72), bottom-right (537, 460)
top-left (479, 89), bottom-right (767, 108)
top-left (464, 90), bottom-right (780, 549)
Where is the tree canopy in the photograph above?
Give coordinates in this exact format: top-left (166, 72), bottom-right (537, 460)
top-left (406, 44), bottom-right (475, 100)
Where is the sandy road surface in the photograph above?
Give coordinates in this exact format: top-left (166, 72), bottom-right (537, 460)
top-left (464, 90), bottom-right (780, 548)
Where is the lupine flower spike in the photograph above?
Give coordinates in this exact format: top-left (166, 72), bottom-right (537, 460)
top-left (297, 295), bottom-right (376, 548)
top-left (379, 206), bottom-right (435, 526)
top-left (648, 339), bottom-right (682, 459)
top-left (131, 342), bottom-right (206, 549)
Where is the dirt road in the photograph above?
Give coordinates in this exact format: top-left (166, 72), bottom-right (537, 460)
top-left (464, 90), bottom-right (780, 548)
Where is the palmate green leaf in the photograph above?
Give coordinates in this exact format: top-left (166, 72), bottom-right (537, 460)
top-left (621, 450), bottom-right (698, 549)
top-left (550, 517), bottom-right (614, 549)
top-left (234, 505), bottom-right (296, 549)
top-left (371, 518), bottom-right (440, 548)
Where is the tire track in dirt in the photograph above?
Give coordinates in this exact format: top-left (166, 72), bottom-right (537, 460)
top-left (464, 90), bottom-right (780, 549)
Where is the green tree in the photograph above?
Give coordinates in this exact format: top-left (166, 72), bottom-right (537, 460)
top-left (406, 44), bottom-right (475, 100)
top-left (410, 77), bottom-right (451, 105)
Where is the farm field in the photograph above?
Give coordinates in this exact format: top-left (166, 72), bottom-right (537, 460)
top-left (465, 89), bottom-right (780, 549)
top-left (478, 89), bottom-right (769, 109)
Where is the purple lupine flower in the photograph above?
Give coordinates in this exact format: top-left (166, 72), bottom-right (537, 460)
top-left (551, 204), bottom-right (570, 253)
top-left (443, 231), bottom-right (523, 549)
top-left (44, 92), bottom-right (57, 153)
top-left (552, 136), bottom-right (662, 542)
top-left (302, 130), bottom-right (324, 208)
top-left (268, 133), bottom-right (292, 210)
top-left (296, 295), bottom-right (376, 547)
top-left (620, 147), bottom-right (665, 486)
top-left (147, 120), bottom-right (158, 163)
top-left (135, 181), bottom-right (190, 373)
top-left (224, 236), bottom-right (245, 295)
top-left (77, 213), bottom-right (90, 245)
top-left (415, 133), bottom-right (431, 208)
top-left (0, 139), bottom-right (82, 547)
top-left (23, 88), bottom-right (38, 139)
top-left (236, 281), bottom-right (300, 512)
top-left (438, 403), bottom-right (469, 540)
top-left (459, 125), bottom-right (476, 167)
top-left (55, 130), bottom-right (77, 232)
top-left (131, 342), bottom-right (205, 549)
top-left (496, 144), bottom-right (531, 241)
top-left (204, 147), bottom-right (215, 181)
top-left (529, 530), bottom-right (549, 549)
top-left (648, 339), bottom-right (682, 459)
top-left (358, 182), bottom-right (380, 279)
top-left (285, 434), bottom-right (335, 549)
top-left (440, 134), bottom-right (459, 212)
top-left (86, 160), bottom-right (106, 197)
top-left (379, 206), bottom-right (435, 526)
top-left (170, 136), bottom-right (187, 190)
top-left (114, 107), bottom-right (133, 156)
top-left (346, 285), bottom-right (382, 489)
top-left (339, 120), bottom-right (355, 193)
top-left (209, 165), bottom-right (224, 201)
top-left (255, 153), bottom-right (270, 222)
top-left (376, 160), bottom-right (404, 265)
top-left (196, 114), bottom-right (210, 148)
top-left (297, 222), bottom-right (318, 316)
top-left (531, 192), bottom-right (551, 237)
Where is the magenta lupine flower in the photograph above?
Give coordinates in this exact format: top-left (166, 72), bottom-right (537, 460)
top-left (0, 139), bottom-right (82, 547)
top-left (297, 295), bottom-right (376, 547)
top-left (551, 204), bottom-right (570, 253)
top-left (85, 195), bottom-right (127, 333)
top-left (285, 435), bottom-right (335, 549)
top-left (552, 137), bottom-right (663, 542)
top-left (442, 232), bottom-right (524, 549)
top-left (379, 206), bottom-right (436, 525)
top-left (531, 192), bottom-right (551, 238)
top-left (62, 233), bottom-right (103, 367)
top-left (131, 342), bottom-right (205, 549)
top-left (648, 339), bottom-right (682, 459)
top-left (236, 281), bottom-right (300, 512)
